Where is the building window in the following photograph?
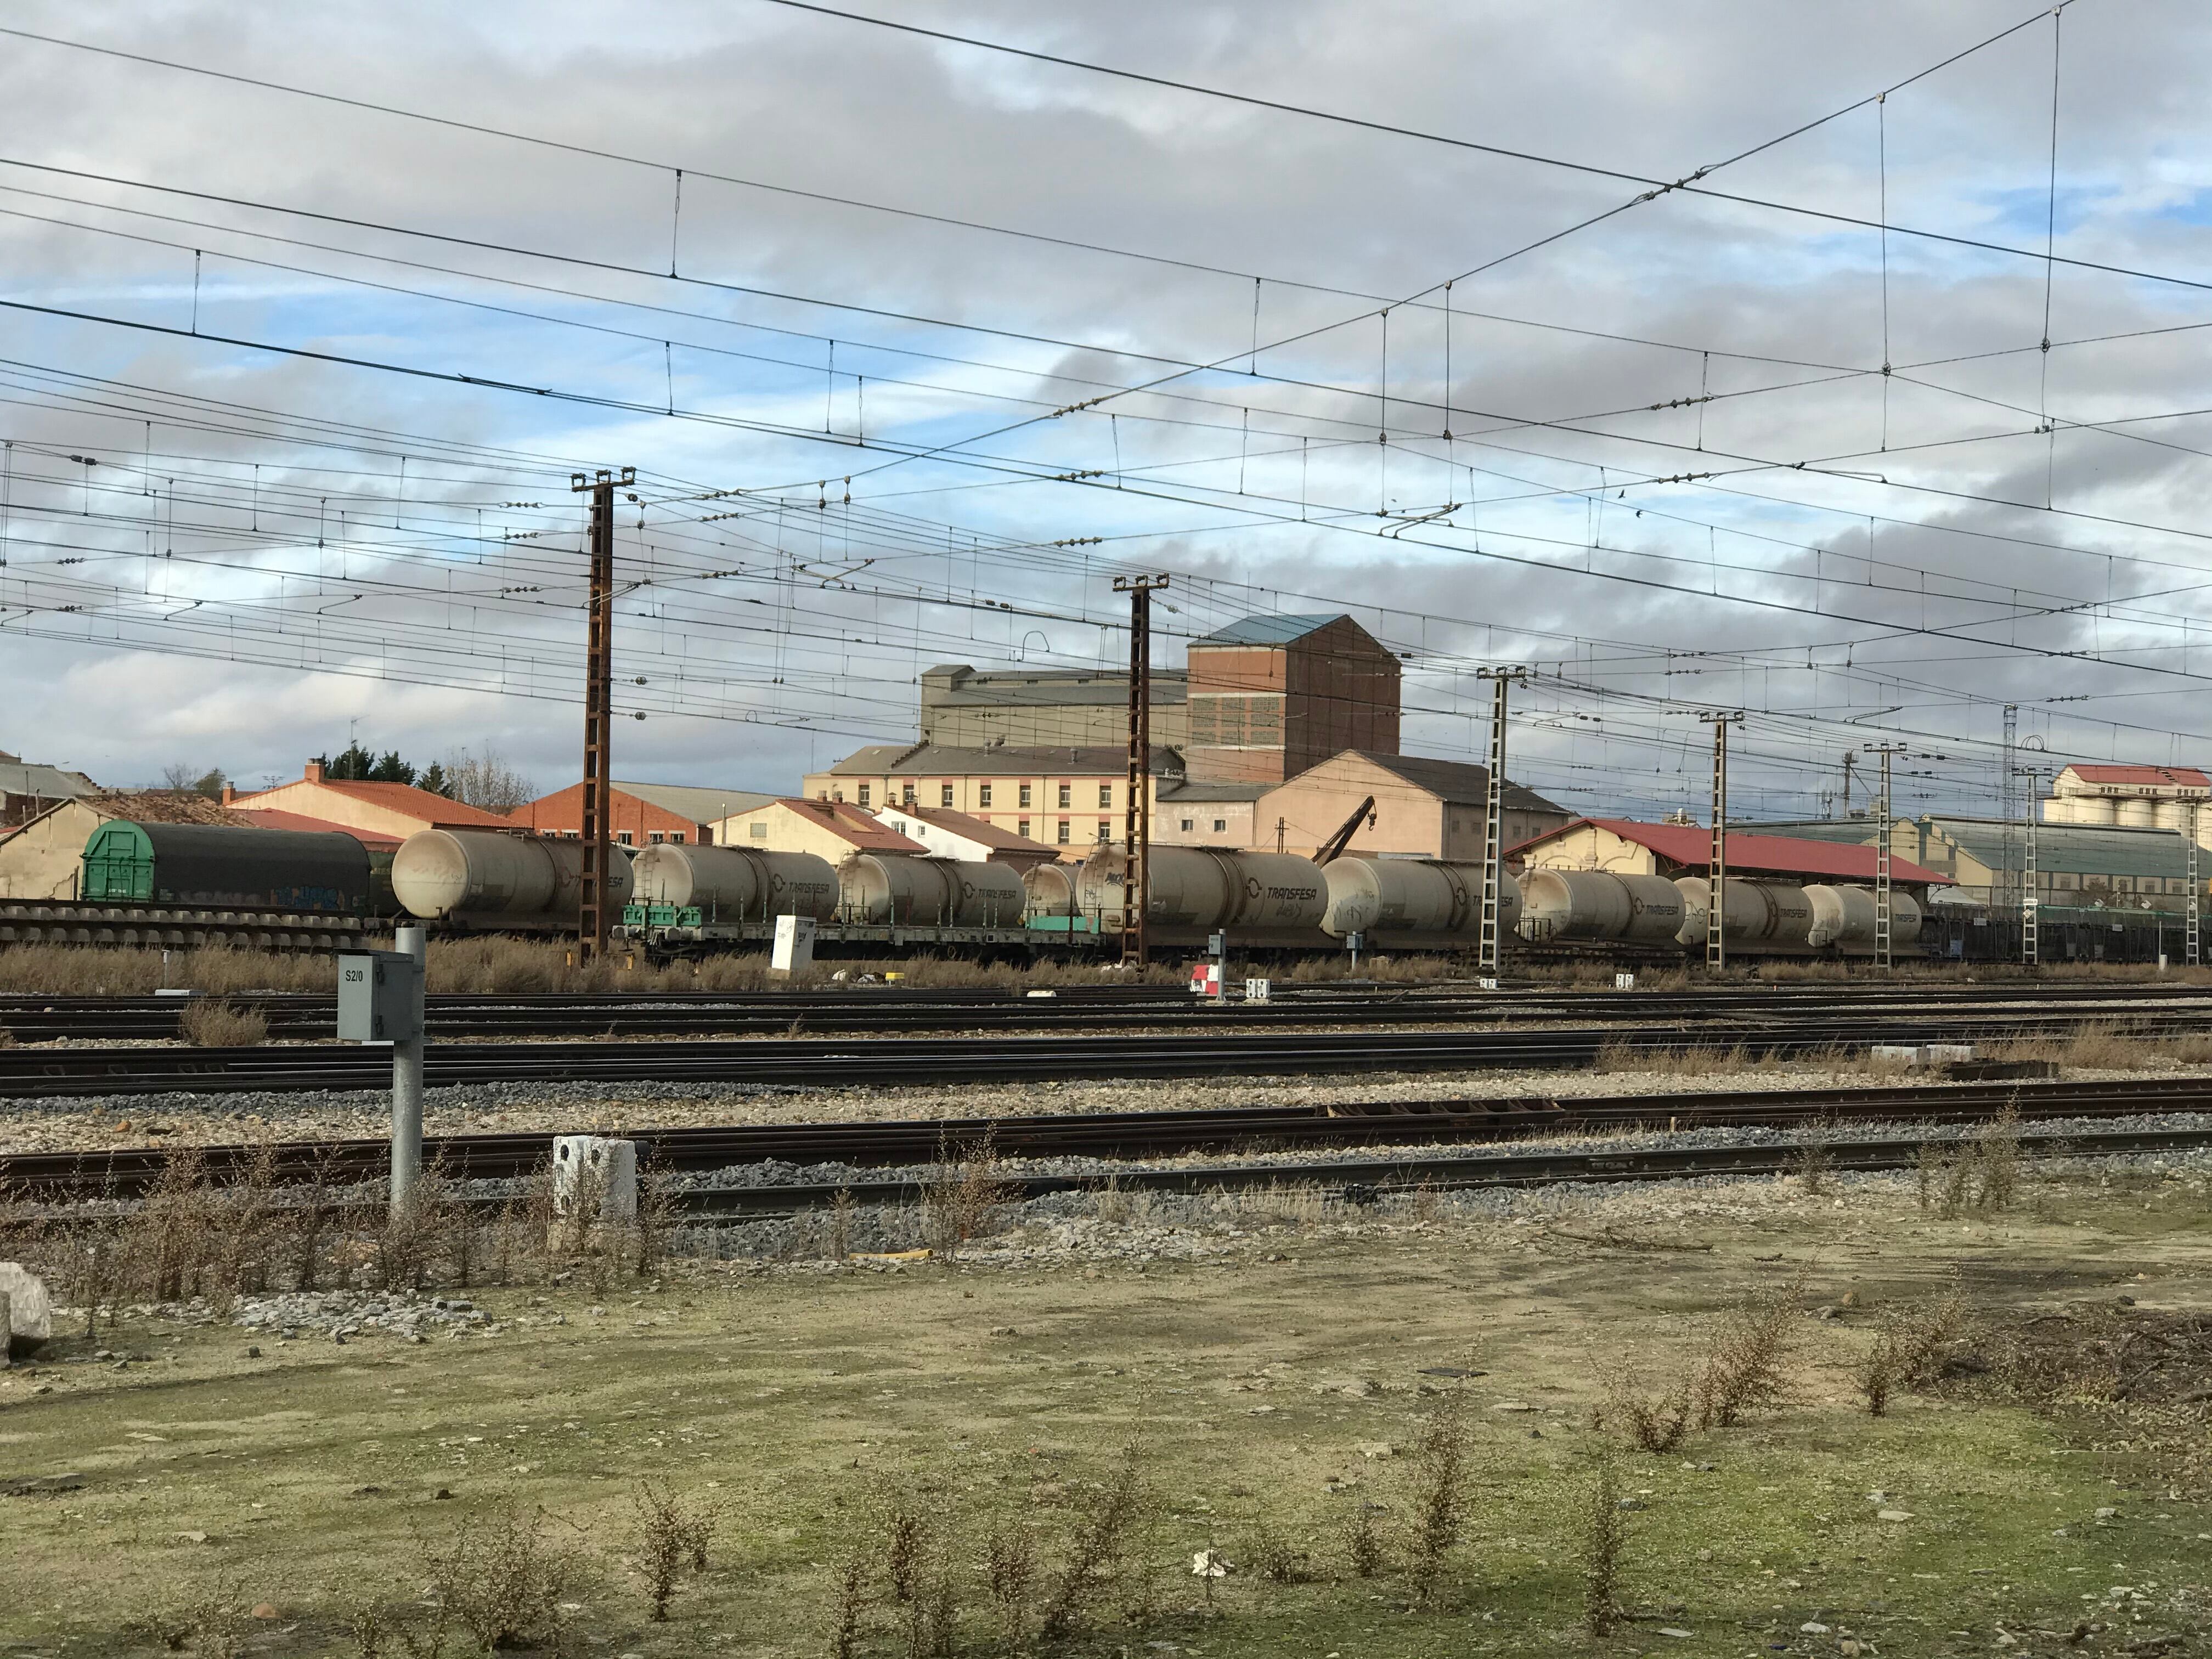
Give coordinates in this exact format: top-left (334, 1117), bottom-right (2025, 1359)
top-left (979, 783), bottom-right (994, 807)
top-left (1179, 818), bottom-right (1194, 832)
top-left (1018, 783), bottom-right (1032, 809)
top-left (902, 783), bottom-right (916, 805)
top-left (1098, 783), bottom-right (1113, 808)
top-left (670, 832), bottom-right (685, 844)
top-left (1057, 783), bottom-right (1072, 808)
top-left (1018, 819), bottom-right (1031, 838)
top-left (940, 784), bottom-right (955, 807)
top-left (857, 785), bottom-right (871, 806)
top-left (750, 823), bottom-right (768, 839)
top-left (1212, 819), bottom-right (1227, 834)
top-left (648, 831), bottom-right (665, 844)
top-left (1096, 821), bottom-right (1110, 841)
top-left (1057, 820), bottom-right (1071, 844)
top-left (617, 831), bottom-right (634, 845)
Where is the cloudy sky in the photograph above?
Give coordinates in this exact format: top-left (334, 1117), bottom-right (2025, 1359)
top-left (3, 0), bottom-right (2210, 821)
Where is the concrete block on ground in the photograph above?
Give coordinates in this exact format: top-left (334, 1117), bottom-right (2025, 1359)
top-left (0, 1263), bottom-right (53, 1355)
top-left (1923, 1043), bottom-right (1977, 1063)
top-left (770, 915), bottom-right (816, 974)
top-left (1871, 1044), bottom-right (1925, 1064)
top-left (552, 1136), bottom-right (638, 1222)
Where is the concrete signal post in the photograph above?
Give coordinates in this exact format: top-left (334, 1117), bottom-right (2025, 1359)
top-left (338, 923), bottom-right (427, 1212)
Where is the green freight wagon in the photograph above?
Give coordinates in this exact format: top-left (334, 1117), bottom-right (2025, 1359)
top-left (80, 821), bottom-right (374, 913)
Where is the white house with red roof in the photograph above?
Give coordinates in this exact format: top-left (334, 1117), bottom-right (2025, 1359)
top-left (870, 803), bottom-right (1062, 872)
top-left (707, 797), bottom-right (928, 865)
top-left (1508, 817), bottom-right (1950, 891)
top-left (227, 760), bottom-right (516, 840)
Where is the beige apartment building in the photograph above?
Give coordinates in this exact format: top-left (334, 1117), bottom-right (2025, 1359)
top-left (802, 743), bottom-right (1178, 853)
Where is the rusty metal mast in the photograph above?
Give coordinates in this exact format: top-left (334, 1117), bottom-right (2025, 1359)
top-left (1115, 573), bottom-right (1169, 966)
top-left (572, 465), bottom-right (633, 962)
top-left (1699, 710), bottom-right (1744, 972)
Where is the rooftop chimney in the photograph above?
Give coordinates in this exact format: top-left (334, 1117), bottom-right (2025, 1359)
top-left (220, 784), bottom-right (235, 806)
top-left (304, 759), bottom-right (325, 785)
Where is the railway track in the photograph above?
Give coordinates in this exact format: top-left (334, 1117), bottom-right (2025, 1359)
top-left (10, 1074), bottom-right (2210, 1199)
top-left (666, 1125), bottom-right (2212, 1218)
top-left (2, 980), bottom-right (2207, 1042)
top-left (3, 1003), bottom-right (2207, 1098)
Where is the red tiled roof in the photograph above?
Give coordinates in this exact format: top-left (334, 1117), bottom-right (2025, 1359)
top-left (234, 778), bottom-right (515, 828)
top-left (881, 804), bottom-right (1040, 853)
top-left (1509, 818), bottom-right (1951, 885)
top-left (2063, 764), bottom-right (2211, 789)
top-left (233, 808), bottom-right (404, 850)
top-left (778, 798), bottom-right (926, 853)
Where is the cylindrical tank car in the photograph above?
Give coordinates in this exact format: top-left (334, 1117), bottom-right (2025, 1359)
top-left (392, 829), bottom-right (633, 924)
top-left (1516, 868), bottom-right (1685, 945)
top-left (80, 821), bottom-right (374, 914)
top-left (837, 853), bottom-right (1027, 927)
top-left (630, 843), bottom-right (837, 921)
top-left (1318, 856), bottom-right (1520, 941)
top-left (1073, 846), bottom-right (1327, 932)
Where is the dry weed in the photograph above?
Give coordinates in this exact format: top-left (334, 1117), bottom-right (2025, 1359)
top-left (1037, 1443), bottom-right (1144, 1640)
top-left (178, 998), bottom-right (268, 1047)
top-left (1581, 1451), bottom-right (1628, 1637)
top-left (1694, 1278), bottom-right (1800, 1429)
top-left (632, 1479), bottom-right (716, 1621)
top-left (1402, 1389), bottom-right (1472, 1607)
top-left (921, 1128), bottom-right (1017, 1253)
top-left (1856, 1286), bottom-right (1971, 1417)
top-left (1343, 1503), bottom-right (1387, 1578)
top-left (827, 1551), bottom-right (870, 1659)
top-left (1241, 1520), bottom-right (1311, 1584)
top-left (981, 1522), bottom-right (1036, 1646)
top-left (417, 1504), bottom-right (576, 1652)
top-left (1605, 1370), bottom-right (1693, 1454)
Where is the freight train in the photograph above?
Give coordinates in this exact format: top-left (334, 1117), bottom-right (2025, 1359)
top-left (21, 820), bottom-right (2134, 964)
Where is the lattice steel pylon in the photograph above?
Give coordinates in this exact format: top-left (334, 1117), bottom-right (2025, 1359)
top-left (571, 465), bottom-right (633, 963)
top-left (2190, 836), bottom-right (2202, 969)
top-left (1114, 573), bottom-right (1169, 966)
top-left (1476, 668), bottom-right (1527, 975)
top-left (1869, 743), bottom-right (1906, 972)
top-left (2014, 764), bottom-right (2050, 969)
top-left (1700, 712), bottom-right (1743, 971)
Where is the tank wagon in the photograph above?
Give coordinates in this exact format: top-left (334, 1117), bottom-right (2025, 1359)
top-left (1517, 869), bottom-right (1688, 947)
top-left (1069, 846), bottom-right (1327, 943)
top-left (1318, 856), bottom-right (1522, 949)
top-left (81, 820), bottom-right (382, 915)
top-left (392, 828), bottom-right (634, 932)
top-left (1668, 877), bottom-right (1923, 956)
top-left (627, 843), bottom-right (837, 926)
top-left (837, 853), bottom-right (1028, 928)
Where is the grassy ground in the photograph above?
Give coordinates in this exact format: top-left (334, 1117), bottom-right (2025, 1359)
top-left (2, 1173), bottom-right (2208, 1657)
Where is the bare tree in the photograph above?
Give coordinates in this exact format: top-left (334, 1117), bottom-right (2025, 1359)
top-left (159, 762), bottom-right (198, 791)
top-left (442, 744), bottom-right (537, 812)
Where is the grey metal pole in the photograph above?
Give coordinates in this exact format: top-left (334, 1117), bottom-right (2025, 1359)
top-left (392, 923), bottom-right (426, 1210)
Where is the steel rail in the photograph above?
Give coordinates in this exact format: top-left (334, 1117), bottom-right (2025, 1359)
top-left (9, 1075), bottom-right (2211, 1199)
top-left (661, 1125), bottom-right (2212, 1218)
top-left (4, 979), bottom-right (2208, 1043)
top-left (5, 1007), bottom-right (2211, 1098)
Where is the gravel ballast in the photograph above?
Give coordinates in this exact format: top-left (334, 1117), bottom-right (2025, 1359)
top-left (11, 1061), bottom-right (2212, 1154)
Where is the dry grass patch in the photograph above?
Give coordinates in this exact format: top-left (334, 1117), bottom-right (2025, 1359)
top-left (177, 996), bottom-right (268, 1046)
top-left (1594, 1039), bottom-right (1764, 1076)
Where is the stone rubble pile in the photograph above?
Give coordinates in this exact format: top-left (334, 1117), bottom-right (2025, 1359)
top-left (232, 1290), bottom-right (495, 1341)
